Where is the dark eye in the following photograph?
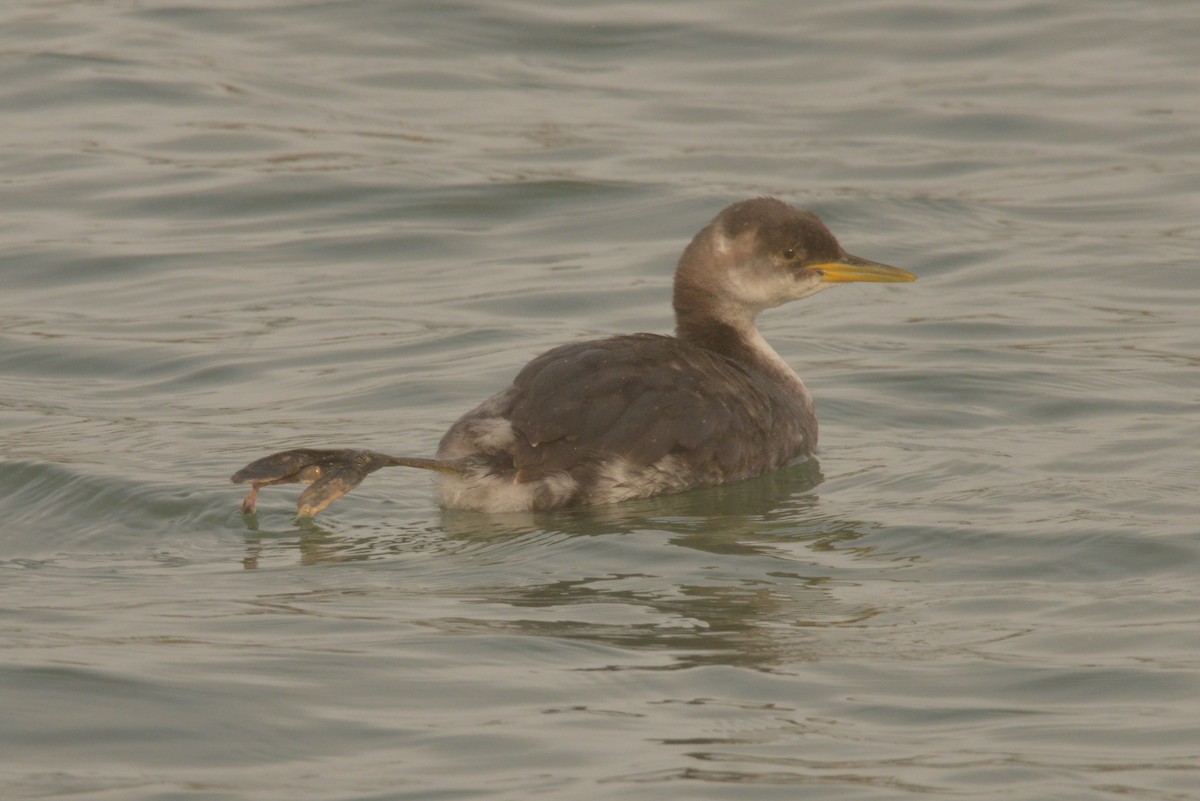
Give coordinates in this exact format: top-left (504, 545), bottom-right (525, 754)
top-left (783, 248), bottom-right (796, 260)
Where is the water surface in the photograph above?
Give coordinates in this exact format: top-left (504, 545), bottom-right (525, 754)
top-left (2, 1), bottom-right (1198, 799)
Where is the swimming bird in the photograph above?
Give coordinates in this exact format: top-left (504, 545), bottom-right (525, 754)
top-left (232, 197), bottom-right (915, 516)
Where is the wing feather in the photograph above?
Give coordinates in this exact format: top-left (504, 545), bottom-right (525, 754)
top-left (505, 334), bottom-right (785, 478)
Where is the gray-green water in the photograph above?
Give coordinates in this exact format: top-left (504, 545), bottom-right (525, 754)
top-left (3, 1), bottom-right (1198, 799)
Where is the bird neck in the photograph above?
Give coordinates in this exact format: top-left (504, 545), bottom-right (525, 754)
top-left (673, 285), bottom-right (803, 390)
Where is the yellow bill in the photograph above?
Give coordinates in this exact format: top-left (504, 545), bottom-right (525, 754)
top-left (813, 254), bottom-right (916, 283)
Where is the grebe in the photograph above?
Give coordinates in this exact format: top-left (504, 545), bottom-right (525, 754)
top-left (232, 197), bottom-right (915, 516)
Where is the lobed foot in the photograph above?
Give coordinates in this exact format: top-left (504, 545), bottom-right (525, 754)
top-left (231, 448), bottom-right (393, 517)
